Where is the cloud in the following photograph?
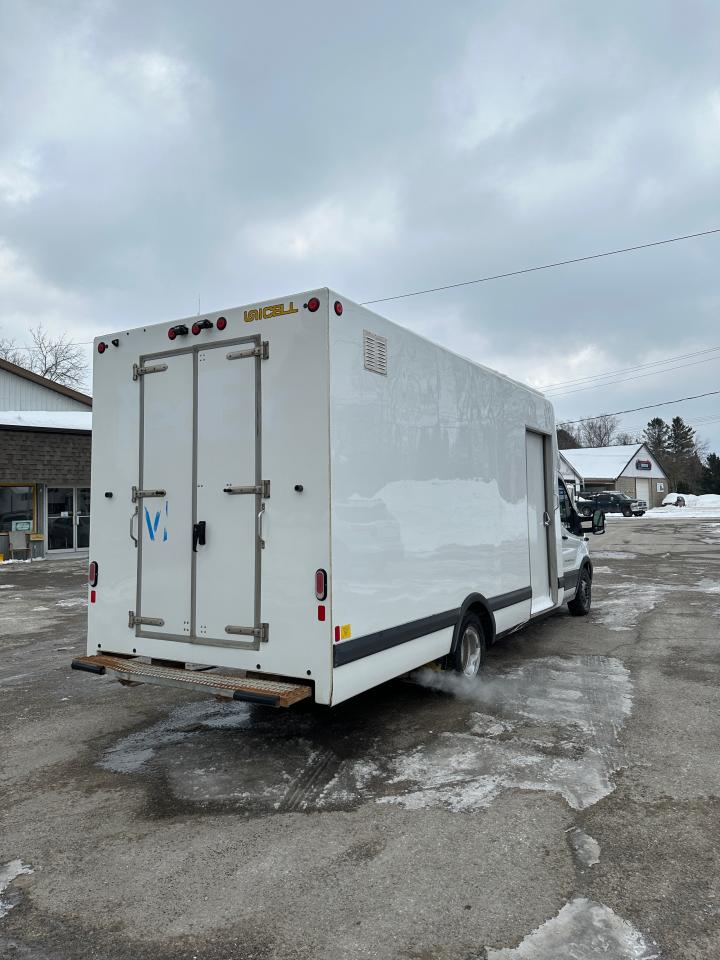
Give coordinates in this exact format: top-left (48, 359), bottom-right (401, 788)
top-left (1, 0), bottom-right (719, 446)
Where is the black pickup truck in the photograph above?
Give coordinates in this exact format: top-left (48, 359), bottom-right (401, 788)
top-left (576, 490), bottom-right (645, 519)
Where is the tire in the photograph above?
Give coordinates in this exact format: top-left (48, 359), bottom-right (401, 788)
top-left (622, 508), bottom-right (631, 517)
top-left (450, 613), bottom-right (486, 678)
top-left (568, 567), bottom-right (592, 617)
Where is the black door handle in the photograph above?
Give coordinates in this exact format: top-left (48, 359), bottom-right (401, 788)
top-left (193, 520), bottom-right (206, 552)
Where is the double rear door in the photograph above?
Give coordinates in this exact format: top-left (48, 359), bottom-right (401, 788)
top-left (134, 336), bottom-right (266, 648)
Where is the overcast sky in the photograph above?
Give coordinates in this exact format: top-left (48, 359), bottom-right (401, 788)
top-left (2, 0), bottom-right (719, 449)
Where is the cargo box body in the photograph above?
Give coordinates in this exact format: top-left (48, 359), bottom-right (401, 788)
top-left (87, 289), bottom-right (570, 705)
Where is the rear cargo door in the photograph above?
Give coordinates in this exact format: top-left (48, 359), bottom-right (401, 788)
top-left (135, 336), bottom-right (266, 647)
top-left (137, 353), bottom-right (194, 636)
top-left (194, 343), bottom-right (260, 643)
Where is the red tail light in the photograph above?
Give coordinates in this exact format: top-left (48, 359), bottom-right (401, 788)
top-left (88, 561), bottom-right (99, 586)
top-left (306, 297), bottom-right (320, 312)
top-left (216, 316), bottom-right (227, 331)
top-left (192, 319), bottom-right (213, 336)
top-left (315, 568), bottom-right (327, 600)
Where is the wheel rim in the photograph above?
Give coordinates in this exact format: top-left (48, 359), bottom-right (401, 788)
top-left (460, 625), bottom-right (482, 677)
top-left (579, 575), bottom-right (591, 608)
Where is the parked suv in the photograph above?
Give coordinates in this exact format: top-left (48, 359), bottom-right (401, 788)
top-left (578, 490), bottom-right (645, 518)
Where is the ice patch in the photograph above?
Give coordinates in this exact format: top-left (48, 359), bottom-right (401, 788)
top-left (591, 551), bottom-right (637, 560)
top-left (0, 859), bottom-right (33, 919)
top-left (486, 897), bottom-right (659, 958)
top-left (100, 699), bottom-right (252, 773)
top-left (590, 565), bottom-right (612, 574)
top-left (374, 656), bottom-right (633, 812)
top-left (567, 827), bottom-right (600, 867)
top-left (0, 584), bottom-right (15, 589)
top-left (56, 597), bottom-right (87, 608)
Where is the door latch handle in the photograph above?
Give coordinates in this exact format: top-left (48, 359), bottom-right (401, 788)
top-left (193, 520), bottom-right (206, 552)
top-left (542, 511), bottom-right (551, 528)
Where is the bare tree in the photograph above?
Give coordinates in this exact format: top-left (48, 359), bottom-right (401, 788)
top-left (0, 324), bottom-right (87, 388)
top-left (579, 414), bottom-right (620, 447)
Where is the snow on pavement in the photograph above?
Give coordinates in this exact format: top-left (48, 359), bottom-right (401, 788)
top-left (0, 859), bottom-right (33, 919)
top-left (486, 898), bottom-right (660, 959)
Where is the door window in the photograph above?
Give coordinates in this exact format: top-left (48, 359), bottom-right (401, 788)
top-left (47, 487), bottom-right (74, 550)
top-left (0, 485), bottom-right (34, 532)
top-left (77, 488), bottom-right (91, 549)
top-left (558, 479), bottom-right (572, 529)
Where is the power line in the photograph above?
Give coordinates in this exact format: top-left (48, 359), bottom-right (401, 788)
top-left (547, 352), bottom-right (720, 399)
top-left (542, 345), bottom-right (720, 392)
top-left (361, 227), bottom-right (720, 305)
top-left (562, 389), bottom-right (720, 424)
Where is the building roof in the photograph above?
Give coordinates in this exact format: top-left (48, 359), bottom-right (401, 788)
top-left (0, 410), bottom-right (92, 433)
top-left (560, 443), bottom-right (644, 481)
top-left (0, 357), bottom-right (92, 407)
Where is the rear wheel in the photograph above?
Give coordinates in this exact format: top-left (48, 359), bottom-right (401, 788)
top-left (568, 567), bottom-right (592, 616)
top-left (450, 614), bottom-right (486, 677)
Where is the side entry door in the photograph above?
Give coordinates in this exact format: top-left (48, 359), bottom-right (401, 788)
top-left (525, 430), bottom-right (553, 614)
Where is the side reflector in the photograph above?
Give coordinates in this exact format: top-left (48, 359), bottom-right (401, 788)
top-left (334, 626), bottom-right (340, 643)
top-left (317, 605), bottom-right (326, 622)
top-left (90, 589), bottom-right (97, 604)
top-left (88, 561), bottom-right (99, 586)
top-left (315, 568), bottom-right (327, 600)
top-left (306, 297), bottom-right (320, 312)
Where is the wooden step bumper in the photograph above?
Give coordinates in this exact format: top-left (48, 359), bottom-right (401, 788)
top-left (71, 654), bottom-right (312, 707)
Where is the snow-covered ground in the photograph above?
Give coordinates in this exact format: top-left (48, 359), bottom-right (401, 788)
top-left (647, 493), bottom-right (720, 519)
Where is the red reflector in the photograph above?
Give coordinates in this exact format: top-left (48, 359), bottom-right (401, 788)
top-left (317, 605), bottom-right (326, 622)
top-left (334, 626), bottom-right (341, 643)
top-left (216, 316), bottom-right (227, 330)
top-left (191, 322), bottom-right (201, 335)
top-left (168, 328), bottom-right (177, 340)
top-left (334, 300), bottom-right (343, 316)
top-left (88, 561), bottom-right (98, 586)
top-left (315, 568), bottom-right (327, 600)
top-left (97, 342), bottom-right (107, 354)
top-left (90, 589), bottom-right (96, 604)
top-left (307, 297), bottom-right (320, 312)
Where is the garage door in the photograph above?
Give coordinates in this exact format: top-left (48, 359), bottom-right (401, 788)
top-left (636, 478), bottom-right (650, 509)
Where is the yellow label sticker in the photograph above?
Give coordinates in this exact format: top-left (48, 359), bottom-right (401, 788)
top-left (244, 301), bottom-right (299, 323)
top-left (340, 624), bottom-right (352, 640)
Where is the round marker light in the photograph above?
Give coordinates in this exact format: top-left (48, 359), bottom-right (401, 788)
top-left (97, 342), bottom-right (107, 354)
top-left (192, 322), bottom-right (201, 335)
top-left (216, 316), bottom-right (227, 331)
top-left (334, 300), bottom-right (343, 316)
top-left (307, 297), bottom-right (320, 312)
top-left (168, 327), bottom-right (177, 341)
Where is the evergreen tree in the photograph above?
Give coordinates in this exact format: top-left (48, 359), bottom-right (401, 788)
top-left (701, 453), bottom-right (720, 494)
top-left (643, 417), bottom-right (670, 458)
top-left (666, 417), bottom-right (698, 491)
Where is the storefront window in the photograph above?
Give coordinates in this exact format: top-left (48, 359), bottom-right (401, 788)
top-left (0, 485), bottom-right (35, 533)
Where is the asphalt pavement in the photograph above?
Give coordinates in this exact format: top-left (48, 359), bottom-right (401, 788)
top-left (1, 518), bottom-right (719, 959)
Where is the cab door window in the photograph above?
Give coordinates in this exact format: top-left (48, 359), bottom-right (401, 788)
top-left (558, 479), bottom-right (572, 529)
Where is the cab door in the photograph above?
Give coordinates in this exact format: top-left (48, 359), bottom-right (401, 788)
top-left (558, 478), bottom-right (583, 594)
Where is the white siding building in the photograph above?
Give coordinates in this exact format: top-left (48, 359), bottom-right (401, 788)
top-left (560, 443), bottom-right (668, 508)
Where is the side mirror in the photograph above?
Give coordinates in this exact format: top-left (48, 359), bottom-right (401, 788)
top-left (592, 509), bottom-right (605, 535)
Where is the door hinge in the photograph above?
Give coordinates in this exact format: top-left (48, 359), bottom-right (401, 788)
top-left (224, 623), bottom-right (269, 643)
top-left (133, 362), bottom-right (168, 381)
top-left (222, 480), bottom-right (270, 498)
top-left (226, 341), bottom-right (269, 361)
top-left (131, 486), bottom-right (167, 503)
top-left (128, 611), bottom-right (165, 628)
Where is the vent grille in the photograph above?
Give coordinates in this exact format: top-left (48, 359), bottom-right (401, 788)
top-left (363, 330), bottom-right (388, 376)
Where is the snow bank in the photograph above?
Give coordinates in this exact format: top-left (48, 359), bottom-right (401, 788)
top-left (648, 493), bottom-right (720, 519)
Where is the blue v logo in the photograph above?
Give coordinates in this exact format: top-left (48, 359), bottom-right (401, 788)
top-left (145, 501), bottom-right (169, 542)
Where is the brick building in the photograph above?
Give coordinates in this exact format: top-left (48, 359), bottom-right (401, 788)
top-left (0, 358), bottom-right (92, 558)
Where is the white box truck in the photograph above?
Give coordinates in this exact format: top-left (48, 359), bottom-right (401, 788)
top-left (73, 289), bottom-right (601, 707)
